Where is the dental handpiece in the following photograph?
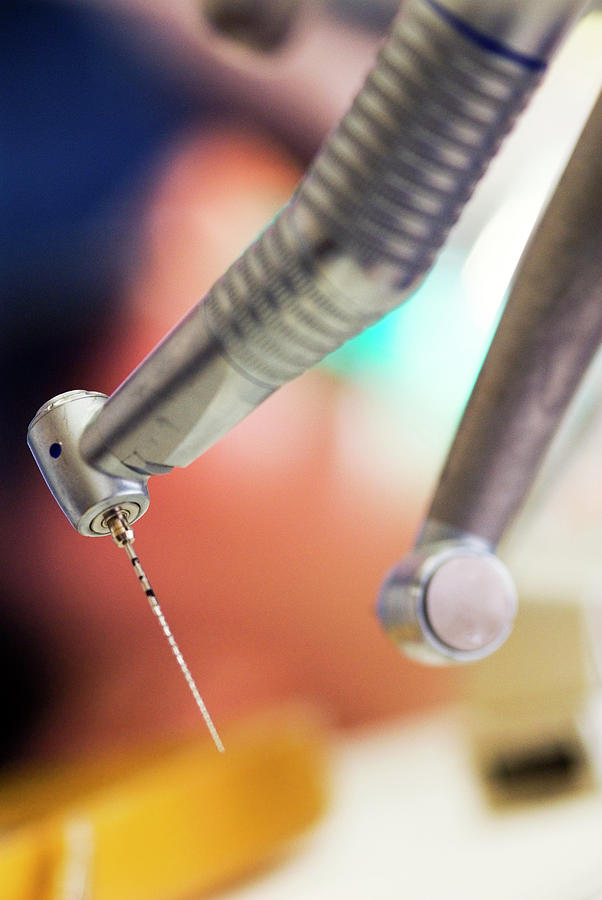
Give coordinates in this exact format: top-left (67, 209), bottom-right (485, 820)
top-left (379, 89), bottom-right (602, 663)
top-left (28, 0), bottom-right (587, 663)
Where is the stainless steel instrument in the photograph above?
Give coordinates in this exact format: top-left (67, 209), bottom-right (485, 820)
top-left (28, 0), bottom-right (593, 667)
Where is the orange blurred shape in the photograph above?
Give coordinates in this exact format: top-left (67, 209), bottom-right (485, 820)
top-left (0, 708), bottom-right (328, 900)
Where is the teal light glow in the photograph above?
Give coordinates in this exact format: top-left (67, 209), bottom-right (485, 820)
top-left (322, 247), bottom-right (505, 438)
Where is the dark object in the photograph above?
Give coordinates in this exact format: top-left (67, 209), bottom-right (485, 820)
top-left (203, 0), bottom-right (302, 52)
top-left (0, 604), bottom-right (54, 767)
top-left (487, 741), bottom-right (586, 798)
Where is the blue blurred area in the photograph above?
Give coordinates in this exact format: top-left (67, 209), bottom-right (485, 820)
top-left (0, 0), bottom-right (219, 469)
top-left (1, 0), bottom-right (218, 320)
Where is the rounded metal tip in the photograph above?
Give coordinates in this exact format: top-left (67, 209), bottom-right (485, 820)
top-left (378, 538), bottom-right (517, 664)
top-left (424, 553), bottom-right (517, 653)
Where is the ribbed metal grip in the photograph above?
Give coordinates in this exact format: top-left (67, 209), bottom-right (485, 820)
top-left (297, 0), bottom-right (543, 272)
top-left (201, 209), bottom-right (353, 387)
top-left (202, 0), bottom-right (543, 388)
top-left (79, 0), bottom-right (576, 477)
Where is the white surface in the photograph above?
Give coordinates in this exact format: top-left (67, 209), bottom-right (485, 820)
top-left (426, 556), bottom-right (517, 652)
top-left (221, 710), bottom-right (602, 900)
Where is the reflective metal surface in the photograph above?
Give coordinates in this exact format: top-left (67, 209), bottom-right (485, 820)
top-left (82, 0), bottom-right (568, 478)
top-left (27, 0), bottom-right (594, 672)
top-left (427, 89), bottom-right (602, 546)
top-left (379, 534), bottom-right (518, 663)
top-left (379, 89), bottom-right (601, 662)
top-left (27, 391), bottom-right (149, 535)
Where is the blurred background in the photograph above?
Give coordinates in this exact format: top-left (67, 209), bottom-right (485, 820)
top-left (1, 1), bottom-right (602, 897)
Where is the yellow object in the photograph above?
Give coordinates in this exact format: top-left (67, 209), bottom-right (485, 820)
top-left (0, 710), bottom-right (328, 900)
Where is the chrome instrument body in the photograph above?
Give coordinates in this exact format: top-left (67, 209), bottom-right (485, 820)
top-left (380, 90), bottom-right (602, 661)
top-left (28, 0), bottom-right (594, 665)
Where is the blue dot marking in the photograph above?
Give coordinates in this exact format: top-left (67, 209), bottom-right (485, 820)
top-left (49, 442), bottom-right (62, 459)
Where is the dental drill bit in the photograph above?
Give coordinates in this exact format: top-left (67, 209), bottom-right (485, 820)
top-left (106, 509), bottom-right (225, 753)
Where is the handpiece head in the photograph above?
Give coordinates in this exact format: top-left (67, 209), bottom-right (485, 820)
top-left (378, 540), bottom-right (518, 665)
top-left (27, 390), bottom-right (150, 536)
